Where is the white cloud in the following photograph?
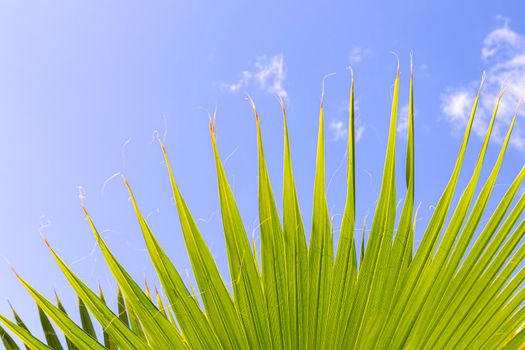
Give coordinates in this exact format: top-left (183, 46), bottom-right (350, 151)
top-left (349, 47), bottom-right (372, 64)
top-left (441, 91), bottom-right (473, 120)
top-left (329, 119), bottom-right (365, 143)
top-left (222, 54), bottom-right (288, 98)
top-left (481, 17), bottom-right (524, 60)
top-left (224, 70), bottom-right (251, 92)
top-left (397, 103), bottom-right (419, 137)
top-left (356, 124), bottom-right (365, 142)
top-left (441, 17), bottom-right (525, 150)
top-left (397, 103), bottom-right (410, 134)
top-left (330, 120), bottom-right (348, 141)
top-left (333, 97), bottom-right (366, 143)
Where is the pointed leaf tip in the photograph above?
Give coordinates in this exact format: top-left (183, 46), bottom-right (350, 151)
top-left (246, 95), bottom-right (259, 121)
top-left (347, 65), bottom-right (354, 79)
top-left (409, 52), bottom-right (414, 78)
top-left (277, 93), bottom-right (286, 113)
top-left (390, 51), bottom-right (400, 75)
top-left (497, 84), bottom-right (508, 100)
top-left (479, 71), bottom-right (487, 92)
top-left (209, 118), bottom-right (215, 136)
top-left (516, 99), bottom-right (524, 115)
top-left (208, 107), bottom-right (218, 136)
top-left (321, 72), bottom-right (337, 106)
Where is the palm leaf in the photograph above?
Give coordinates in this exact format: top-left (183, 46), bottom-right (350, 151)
top-left (37, 306), bottom-right (63, 350)
top-left (123, 175), bottom-right (222, 349)
top-left (0, 314), bottom-right (50, 350)
top-left (45, 240), bottom-right (150, 349)
top-left (281, 98), bottom-right (309, 350)
top-left (98, 287), bottom-right (117, 350)
top-left (0, 322), bottom-right (20, 350)
top-left (210, 115), bottom-right (272, 349)
top-left (162, 135), bottom-right (251, 349)
top-left (308, 81), bottom-right (334, 349)
top-left (3, 64), bottom-right (525, 350)
top-left (13, 273), bottom-right (104, 350)
top-left (81, 206), bottom-right (186, 349)
top-left (325, 69), bottom-right (358, 350)
top-left (251, 99), bottom-right (289, 350)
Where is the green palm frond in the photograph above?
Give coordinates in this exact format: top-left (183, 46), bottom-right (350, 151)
top-left (2, 63), bottom-right (525, 350)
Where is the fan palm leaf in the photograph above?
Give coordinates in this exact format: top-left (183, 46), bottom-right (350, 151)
top-left (1, 62), bottom-right (524, 350)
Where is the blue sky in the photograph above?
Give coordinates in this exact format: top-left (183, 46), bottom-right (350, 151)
top-left (0, 0), bottom-right (524, 338)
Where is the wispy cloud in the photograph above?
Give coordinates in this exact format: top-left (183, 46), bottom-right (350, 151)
top-left (329, 118), bottom-right (365, 143)
top-left (441, 17), bottom-right (525, 150)
top-left (397, 103), bottom-right (411, 135)
top-left (349, 46), bottom-right (372, 64)
top-left (222, 54), bottom-right (288, 98)
top-left (356, 123), bottom-right (365, 142)
top-left (331, 95), bottom-right (366, 143)
top-left (330, 120), bottom-right (348, 141)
